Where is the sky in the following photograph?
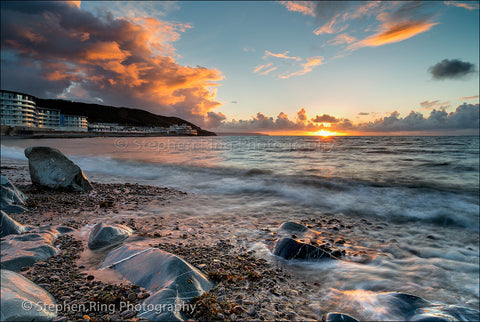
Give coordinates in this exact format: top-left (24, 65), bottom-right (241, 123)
top-left (1, 1), bottom-right (479, 135)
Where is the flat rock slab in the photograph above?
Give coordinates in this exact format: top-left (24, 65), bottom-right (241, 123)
top-left (1, 269), bottom-right (57, 321)
top-left (1, 210), bottom-right (30, 238)
top-left (272, 237), bottom-right (335, 261)
top-left (1, 174), bottom-right (27, 213)
top-left (1, 232), bottom-right (58, 271)
top-left (101, 245), bottom-right (213, 321)
top-left (24, 146), bottom-right (93, 192)
top-left (87, 223), bottom-right (132, 250)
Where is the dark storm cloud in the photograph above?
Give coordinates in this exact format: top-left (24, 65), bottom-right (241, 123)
top-left (0, 1), bottom-right (223, 127)
top-left (429, 59), bottom-right (476, 80)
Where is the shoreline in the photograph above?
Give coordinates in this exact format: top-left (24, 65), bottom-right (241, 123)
top-left (1, 163), bottom-right (322, 321)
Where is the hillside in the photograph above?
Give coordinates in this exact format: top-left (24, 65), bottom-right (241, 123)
top-left (36, 98), bottom-right (216, 136)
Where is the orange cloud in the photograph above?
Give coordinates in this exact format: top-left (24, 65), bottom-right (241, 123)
top-left (349, 20), bottom-right (438, 49)
top-left (328, 33), bottom-right (356, 45)
top-left (1, 2), bottom-right (223, 127)
top-left (263, 50), bottom-right (302, 61)
top-left (253, 63), bottom-right (273, 73)
top-left (459, 95), bottom-right (479, 100)
top-left (444, 1), bottom-right (480, 10)
top-left (279, 1), bottom-right (315, 17)
top-left (313, 15), bottom-right (348, 35)
top-left (279, 56), bottom-right (324, 79)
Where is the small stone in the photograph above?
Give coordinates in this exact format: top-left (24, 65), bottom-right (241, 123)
top-left (82, 315), bottom-right (91, 320)
top-left (232, 306), bottom-right (246, 315)
top-left (86, 275), bottom-right (95, 281)
top-left (127, 292), bottom-right (137, 301)
top-left (52, 317), bottom-right (68, 322)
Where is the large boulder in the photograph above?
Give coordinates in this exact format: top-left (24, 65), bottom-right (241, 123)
top-left (1, 174), bottom-right (27, 213)
top-left (101, 245), bottom-right (213, 321)
top-left (87, 223), bottom-right (132, 249)
top-left (272, 237), bottom-right (335, 261)
top-left (1, 232), bottom-right (58, 271)
top-left (1, 210), bottom-right (30, 237)
top-left (24, 146), bottom-right (93, 192)
top-left (0, 269), bottom-right (57, 321)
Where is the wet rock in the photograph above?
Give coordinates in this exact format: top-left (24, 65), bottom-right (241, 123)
top-left (324, 312), bottom-right (359, 322)
top-left (87, 223), bottom-right (132, 249)
top-left (1, 232), bottom-right (58, 271)
top-left (1, 269), bottom-right (57, 321)
top-left (410, 305), bottom-right (480, 321)
top-left (279, 221), bottom-right (309, 233)
top-left (24, 146), bottom-right (93, 192)
top-left (1, 210), bottom-right (30, 237)
top-left (1, 174), bottom-right (27, 213)
top-left (101, 244), bottom-right (213, 321)
top-left (272, 237), bottom-right (334, 261)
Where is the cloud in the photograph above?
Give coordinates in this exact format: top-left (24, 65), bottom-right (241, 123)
top-left (348, 20), bottom-right (438, 49)
top-left (253, 63), bottom-right (273, 73)
top-left (429, 59), bottom-right (477, 80)
top-left (419, 100), bottom-right (450, 110)
top-left (356, 104), bottom-right (479, 132)
top-left (278, 1), bottom-right (315, 17)
top-left (282, 1), bottom-right (439, 52)
top-left (444, 1), bottom-right (480, 10)
top-left (212, 104), bottom-right (479, 133)
top-left (458, 95), bottom-right (479, 100)
top-left (278, 56), bottom-right (324, 79)
top-left (358, 112), bottom-right (370, 116)
top-left (204, 111), bottom-right (227, 128)
top-left (263, 50), bottom-right (301, 61)
top-left (328, 33), bottom-right (357, 45)
top-left (312, 114), bottom-right (339, 123)
top-left (0, 1), bottom-right (223, 127)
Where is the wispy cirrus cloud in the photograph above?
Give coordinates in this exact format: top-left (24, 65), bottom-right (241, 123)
top-left (278, 1), bottom-right (315, 17)
top-left (419, 100), bottom-right (451, 110)
top-left (263, 50), bottom-right (301, 61)
top-left (444, 1), bottom-right (480, 10)
top-left (0, 1), bottom-right (223, 127)
top-left (328, 33), bottom-right (357, 45)
top-left (278, 56), bottom-right (324, 79)
top-left (281, 1), bottom-right (440, 52)
top-left (459, 95), bottom-right (479, 100)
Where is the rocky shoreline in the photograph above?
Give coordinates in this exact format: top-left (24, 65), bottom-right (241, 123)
top-left (2, 147), bottom-right (479, 322)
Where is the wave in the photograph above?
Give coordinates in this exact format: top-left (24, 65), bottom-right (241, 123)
top-left (2, 144), bottom-right (478, 230)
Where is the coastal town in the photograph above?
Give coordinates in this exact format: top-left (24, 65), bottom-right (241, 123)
top-left (0, 90), bottom-right (198, 136)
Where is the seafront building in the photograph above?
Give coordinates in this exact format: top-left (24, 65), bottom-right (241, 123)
top-left (0, 89), bottom-right (88, 131)
top-left (1, 89), bottom-right (198, 135)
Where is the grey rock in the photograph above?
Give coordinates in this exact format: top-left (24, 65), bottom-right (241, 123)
top-left (324, 312), bottom-right (359, 322)
top-left (24, 146), bottom-right (93, 192)
top-left (1, 174), bottom-right (27, 213)
top-left (101, 245), bottom-right (213, 321)
top-left (279, 221), bottom-right (309, 233)
top-left (87, 223), bottom-right (132, 249)
top-left (1, 210), bottom-right (30, 237)
top-left (0, 269), bottom-right (57, 321)
top-left (1, 232), bottom-right (58, 271)
top-left (272, 237), bottom-right (334, 261)
top-left (410, 305), bottom-right (480, 321)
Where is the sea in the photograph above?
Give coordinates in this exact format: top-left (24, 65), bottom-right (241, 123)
top-left (1, 135), bottom-right (479, 320)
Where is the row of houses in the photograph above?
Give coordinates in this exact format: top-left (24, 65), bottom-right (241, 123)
top-left (1, 90), bottom-right (88, 131)
top-left (0, 90), bottom-right (197, 135)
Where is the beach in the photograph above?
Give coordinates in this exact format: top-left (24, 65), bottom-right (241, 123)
top-left (1, 136), bottom-right (479, 321)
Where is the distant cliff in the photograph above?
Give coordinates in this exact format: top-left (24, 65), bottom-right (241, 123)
top-left (36, 98), bottom-right (216, 136)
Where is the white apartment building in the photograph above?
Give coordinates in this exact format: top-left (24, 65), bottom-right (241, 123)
top-left (0, 90), bottom-right (37, 127)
